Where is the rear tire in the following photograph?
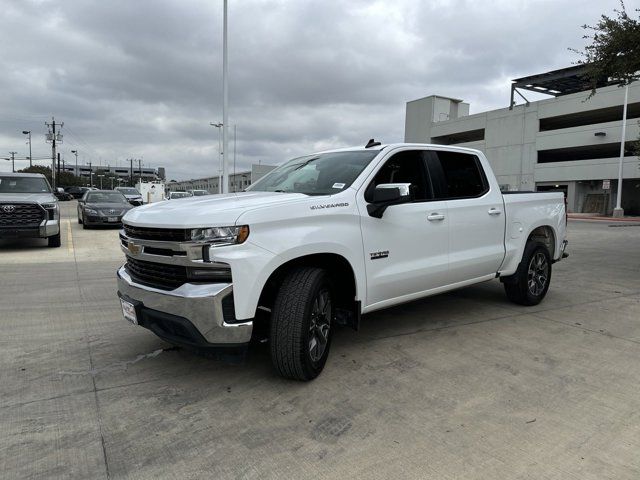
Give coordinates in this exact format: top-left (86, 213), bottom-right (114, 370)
top-left (503, 241), bottom-right (552, 306)
top-left (47, 231), bottom-right (61, 248)
top-left (270, 267), bottom-right (333, 381)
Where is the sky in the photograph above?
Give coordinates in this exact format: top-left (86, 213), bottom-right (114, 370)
top-left (0, 0), bottom-right (634, 180)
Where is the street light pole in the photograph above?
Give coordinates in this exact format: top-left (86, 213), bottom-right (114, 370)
top-left (613, 83), bottom-right (629, 218)
top-left (210, 122), bottom-right (223, 194)
top-left (71, 150), bottom-right (78, 178)
top-left (22, 131), bottom-right (32, 167)
top-left (222, 0), bottom-right (230, 194)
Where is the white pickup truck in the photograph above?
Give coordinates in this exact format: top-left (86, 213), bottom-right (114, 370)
top-left (117, 142), bottom-right (568, 380)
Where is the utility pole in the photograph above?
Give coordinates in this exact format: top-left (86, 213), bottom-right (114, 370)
top-left (130, 158), bottom-right (134, 187)
top-left (88, 161), bottom-right (93, 187)
top-left (45, 117), bottom-right (63, 188)
top-left (138, 159), bottom-right (143, 183)
top-left (57, 153), bottom-right (61, 181)
top-left (9, 152), bottom-right (17, 173)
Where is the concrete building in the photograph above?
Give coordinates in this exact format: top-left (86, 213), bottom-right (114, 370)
top-left (405, 66), bottom-right (640, 215)
top-left (166, 164), bottom-right (277, 194)
top-left (61, 164), bottom-right (163, 183)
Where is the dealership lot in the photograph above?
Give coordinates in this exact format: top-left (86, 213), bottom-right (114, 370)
top-left (1, 201), bottom-right (639, 479)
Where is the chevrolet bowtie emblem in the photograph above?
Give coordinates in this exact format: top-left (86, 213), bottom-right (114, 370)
top-left (127, 241), bottom-right (142, 255)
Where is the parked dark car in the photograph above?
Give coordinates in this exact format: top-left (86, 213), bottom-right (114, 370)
top-left (65, 186), bottom-right (90, 199)
top-left (55, 187), bottom-right (74, 201)
top-left (115, 187), bottom-right (144, 206)
top-left (77, 190), bottom-right (133, 229)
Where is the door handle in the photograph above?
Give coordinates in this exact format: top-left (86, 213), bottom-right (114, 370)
top-left (488, 208), bottom-right (502, 216)
top-left (427, 213), bottom-right (445, 221)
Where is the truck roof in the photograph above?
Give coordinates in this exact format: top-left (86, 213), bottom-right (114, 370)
top-left (314, 143), bottom-right (482, 156)
top-left (0, 172), bottom-right (47, 178)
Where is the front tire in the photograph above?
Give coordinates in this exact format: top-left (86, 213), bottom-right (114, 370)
top-left (47, 231), bottom-right (61, 248)
top-left (270, 267), bottom-right (333, 381)
top-left (503, 241), bottom-right (552, 306)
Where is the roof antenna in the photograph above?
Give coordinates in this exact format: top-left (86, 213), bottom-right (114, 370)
top-left (365, 138), bottom-right (381, 148)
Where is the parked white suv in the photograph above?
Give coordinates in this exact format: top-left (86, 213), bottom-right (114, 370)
top-left (117, 143), bottom-right (567, 380)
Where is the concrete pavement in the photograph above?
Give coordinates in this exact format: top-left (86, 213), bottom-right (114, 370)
top-left (1, 201), bottom-right (639, 479)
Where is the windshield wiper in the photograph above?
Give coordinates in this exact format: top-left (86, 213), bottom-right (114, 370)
top-left (292, 157), bottom-right (320, 171)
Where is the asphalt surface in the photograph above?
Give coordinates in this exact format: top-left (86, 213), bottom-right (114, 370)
top-left (1, 201), bottom-right (639, 479)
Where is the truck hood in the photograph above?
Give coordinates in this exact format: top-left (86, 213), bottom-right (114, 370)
top-left (123, 191), bottom-right (310, 228)
top-left (0, 193), bottom-right (57, 203)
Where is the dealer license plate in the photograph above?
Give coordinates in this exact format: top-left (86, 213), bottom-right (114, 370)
top-left (120, 298), bottom-right (138, 325)
top-left (107, 216), bottom-right (119, 222)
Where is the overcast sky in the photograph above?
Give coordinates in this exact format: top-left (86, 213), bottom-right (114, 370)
top-left (0, 0), bottom-right (633, 180)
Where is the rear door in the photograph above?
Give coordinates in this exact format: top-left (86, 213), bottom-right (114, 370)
top-left (358, 149), bottom-right (449, 308)
top-left (426, 150), bottom-right (505, 284)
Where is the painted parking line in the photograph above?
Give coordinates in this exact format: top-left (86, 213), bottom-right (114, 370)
top-left (66, 219), bottom-right (75, 255)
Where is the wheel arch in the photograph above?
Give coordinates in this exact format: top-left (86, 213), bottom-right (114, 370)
top-left (257, 253), bottom-right (359, 313)
top-left (527, 225), bottom-right (556, 259)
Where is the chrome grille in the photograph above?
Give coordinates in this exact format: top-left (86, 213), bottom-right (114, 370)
top-left (0, 203), bottom-right (45, 227)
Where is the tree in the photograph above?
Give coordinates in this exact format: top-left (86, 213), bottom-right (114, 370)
top-left (575, 2), bottom-right (640, 157)
top-left (576, 1), bottom-right (640, 92)
top-left (18, 165), bottom-right (86, 188)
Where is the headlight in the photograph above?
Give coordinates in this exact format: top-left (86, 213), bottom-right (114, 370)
top-left (191, 225), bottom-right (250, 246)
top-left (40, 202), bottom-right (59, 220)
top-left (85, 208), bottom-right (98, 215)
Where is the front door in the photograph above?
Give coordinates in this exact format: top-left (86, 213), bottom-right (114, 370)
top-left (358, 149), bottom-right (449, 309)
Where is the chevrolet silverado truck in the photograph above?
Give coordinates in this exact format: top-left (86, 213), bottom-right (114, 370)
top-left (117, 143), bottom-right (568, 380)
top-left (0, 172), bottom-right (61, 247)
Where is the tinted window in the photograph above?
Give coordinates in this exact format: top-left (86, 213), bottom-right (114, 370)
top-left (427, 151), bottom-right (487, 199)
top-left (365, 150), bottom-right (431, 202)
top-left (0, 176), bottom-right (51, 193)
top-left (86, 192), bottom-right (129, 204)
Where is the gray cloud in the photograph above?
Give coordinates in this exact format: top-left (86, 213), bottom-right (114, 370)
top-left (0, 0), bottom-right (630, 179)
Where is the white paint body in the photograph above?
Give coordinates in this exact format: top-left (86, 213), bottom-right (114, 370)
top-left (123, 144), bottom-right (567, 321)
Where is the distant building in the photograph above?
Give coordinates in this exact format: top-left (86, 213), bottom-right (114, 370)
top-left (61, 164), bottom-right (163, 183)
top-left (404, 65), bottom-right (640, 215)
top-left (167, 164), bottom-right (277, 194)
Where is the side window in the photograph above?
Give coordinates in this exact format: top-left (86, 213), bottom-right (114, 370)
top-left (427, 151), bottom-right (488, 199)
top-left (365, 150), bottom-right (432, 202)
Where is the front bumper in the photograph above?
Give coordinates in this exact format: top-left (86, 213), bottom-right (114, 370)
top-left (85, 215), bottom-right (124, 225)
top-left (117, 266), bottom-right (252, 346)
top-left (0, 219), bottom-right (59, 239)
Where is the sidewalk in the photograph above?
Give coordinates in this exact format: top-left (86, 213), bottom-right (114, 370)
top-left (568, 213), bottom-right (640, 222)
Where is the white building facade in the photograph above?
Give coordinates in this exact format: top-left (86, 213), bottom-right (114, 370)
top-left (166, 164), bottom-right (276, 194)
top-left (405, 68), bottom-right (640, 215)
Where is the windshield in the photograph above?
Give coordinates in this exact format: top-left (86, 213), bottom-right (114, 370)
top-left (246, 150), bottom-right (379, 195)
top-left (171, 192), bottom-right (189, 198)
top-left (0, 176), bottom-right (51, 194)
top-left (118, 188), bottom-right (140, 195)
top-left (85, 192), bottom-right (129, 204)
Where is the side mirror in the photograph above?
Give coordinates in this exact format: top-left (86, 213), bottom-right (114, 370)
top-left (367, 183), bottom-right (412, 218)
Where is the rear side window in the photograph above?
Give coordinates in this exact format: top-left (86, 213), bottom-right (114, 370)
top-left (427, 151), bottom-right (488, 199)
